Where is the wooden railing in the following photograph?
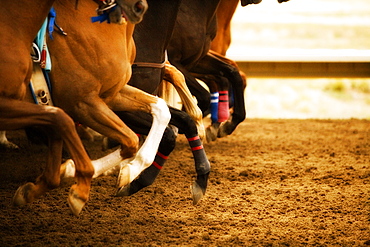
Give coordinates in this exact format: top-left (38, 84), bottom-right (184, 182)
top-left (229, 50), bottom-right (370, 78)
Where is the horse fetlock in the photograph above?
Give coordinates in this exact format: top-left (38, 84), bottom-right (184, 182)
top-left (74, 163), bottom-right (95, 181)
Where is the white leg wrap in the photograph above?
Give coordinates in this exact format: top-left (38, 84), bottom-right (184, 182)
top-left (63, 159), bottom-right (76, 178)
top-left (62, 148), bottom-right (122, 179)
top-left (91, 148), bottom-right (122, 178)
top-left (62, 98), bottom-right (170, 188)
top-left (117, 98), bottom-right (171, 188)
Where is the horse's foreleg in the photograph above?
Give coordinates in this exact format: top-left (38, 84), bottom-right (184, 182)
top-left (112, 113), bottom-right (176, 196)
top-left (109, 85), bottom-right (170, 194)
top-left (162, 62), bottom-right (205, 140)
top-left (166, 107), bottom-right (210, 205)
top-left (0, 98), bottom-right (93, 216)
top-left (60, 95), bottom-right (141, 179)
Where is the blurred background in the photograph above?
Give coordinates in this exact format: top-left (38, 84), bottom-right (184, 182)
top-left (227, 0), bottom-right (370, 119)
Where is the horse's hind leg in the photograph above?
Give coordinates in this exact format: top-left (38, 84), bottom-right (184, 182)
top-left (0, 98), bottom-right (93, 216)
top-left (166, 107), bottom-right (210, 205)
top-left (13, 127), bottom-right (63, 206)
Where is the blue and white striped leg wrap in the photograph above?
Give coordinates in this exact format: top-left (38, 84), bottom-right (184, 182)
top-left (210, 92), bottom-right (219, 123)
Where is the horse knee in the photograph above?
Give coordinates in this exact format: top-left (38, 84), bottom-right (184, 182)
top-left (47, 106), bottom-right (74, 129)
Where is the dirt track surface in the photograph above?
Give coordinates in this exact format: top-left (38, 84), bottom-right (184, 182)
top-left (0, 119), bottom-right (369, 246)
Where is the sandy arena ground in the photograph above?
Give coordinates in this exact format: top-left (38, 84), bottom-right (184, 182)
top-left (0, 119), bottom-right (369, 246)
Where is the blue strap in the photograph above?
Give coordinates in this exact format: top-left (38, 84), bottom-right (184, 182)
top-left (91, 13), bottom-right (111, 23)
top-left (91, 5), bottom-right (117, 23)
top-left (48, 7), bottom-right (56, 39)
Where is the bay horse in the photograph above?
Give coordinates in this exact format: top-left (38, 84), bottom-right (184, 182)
top-left (45, 0), bottom-right (173, 198)
top-left (168, 0), bottom-right (288, 142)
top-left (117, 0), bottom-right (210, 204)
top-left (166, 0), bottom-right (256, 143)
top-left (206, 0), bottom-right (289, 141)
top-left (0, 0), bottom-right (138, 216)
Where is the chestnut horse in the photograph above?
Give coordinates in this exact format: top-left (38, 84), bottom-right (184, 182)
top-left (47, 0), bottom-right (172, 196)
top-left (0, 0), bottom-right (102, 216)
top-left (0, 0), bottom-right (168, 216)
top-left (0, 0), bottom-right (137, 216)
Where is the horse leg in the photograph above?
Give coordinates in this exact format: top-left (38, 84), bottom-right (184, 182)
top-left (0, 131), bottom-right (19, 149)
top-left (0, 98), bottom-right (93, 216)
top-left (162, 62), bottom-right (205, 140)
top-left (191, 52), bottom-right (246, 138)
top-left (59, 90), bottom-right (144, 180)
top-left (60, 85), bottom-right (170, 190)
top-left (119, 107), bottom-right (210, 204)
top-left (112, 111), bottom-right (176, 196)
top-left (13, 127), bottom-right (63, 206)
top-left (110, 85), bottom-right (170, 192)
top-left (167, 107), bottom-right (210, 205)
top-left (195, 75), bottom-right (231, 142)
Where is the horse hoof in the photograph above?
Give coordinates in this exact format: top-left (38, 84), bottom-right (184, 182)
top-left (115, 184), bottom-right (131, 197)
top-left (68, 186), bottom-right (88, 216)
top-left (206, 125), bottom-right (218, 143)
top-left (116, 164), bottom-right (133, 189)
top-left (191, 181), bottom-right (205, 205)
top-left (13, 183), bottom-right (35, 206)
top-left (218, 121), bottom-right (233, 138)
